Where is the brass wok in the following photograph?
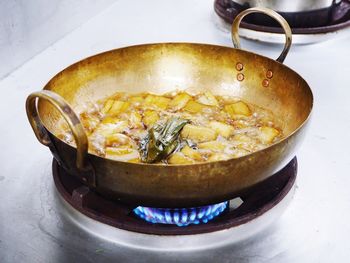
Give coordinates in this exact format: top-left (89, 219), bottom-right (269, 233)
top-left (26, 8), bottom-right (313, 208)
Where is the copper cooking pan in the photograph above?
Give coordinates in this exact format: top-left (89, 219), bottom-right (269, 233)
top-left (26, 8), bottom-right (313, 208)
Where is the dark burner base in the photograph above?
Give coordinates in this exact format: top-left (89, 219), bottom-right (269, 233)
top-left (53, 157), bottom-right (297, 235)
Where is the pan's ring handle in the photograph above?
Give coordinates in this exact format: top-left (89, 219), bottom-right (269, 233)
top-left (231, 7), bottom-right (292, 63)
top-left (26, 90), bottom-right (90, 172)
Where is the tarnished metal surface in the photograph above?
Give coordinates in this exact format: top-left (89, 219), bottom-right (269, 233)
top-left (0, 0), bottom-right (349, 262)
top-left (26, 8), bottom-right (312, 207)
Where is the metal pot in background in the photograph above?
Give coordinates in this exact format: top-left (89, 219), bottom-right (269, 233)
top-left (224, 0), bottom-right (350, 28)
top-left (233, 0), bottom-right (341, 12)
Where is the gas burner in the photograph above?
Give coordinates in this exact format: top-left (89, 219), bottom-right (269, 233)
top-left (133, 201), bottom-right (229, 226)
top-left (53, 157), bottom-right (297, 235)
top-left (214, 0), bottom-right (350, 44)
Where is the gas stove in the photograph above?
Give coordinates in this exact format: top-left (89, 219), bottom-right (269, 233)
top-left (53, 158), bottom-right (297, 237)
top-left (1, 0), bottom-right (350, 262)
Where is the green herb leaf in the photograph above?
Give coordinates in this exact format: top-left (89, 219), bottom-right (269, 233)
top-left (140, 117), bottom-right (189, 163)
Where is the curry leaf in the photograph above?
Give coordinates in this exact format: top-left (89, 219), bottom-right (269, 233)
top-left (140, 117), bottom-right (189, 163)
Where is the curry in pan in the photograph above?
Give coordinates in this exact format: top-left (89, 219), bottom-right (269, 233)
top-left (58, 91), bottom-right (283, 164)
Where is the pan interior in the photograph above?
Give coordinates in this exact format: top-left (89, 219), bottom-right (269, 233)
top-left (38, 43), bottom-right (313, 141)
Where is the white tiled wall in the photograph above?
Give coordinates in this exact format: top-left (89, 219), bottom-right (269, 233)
top-left (0, 0), bottom-right (116, 79)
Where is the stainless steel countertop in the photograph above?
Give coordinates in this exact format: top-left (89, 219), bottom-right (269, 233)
top-left (1, 0), bottom-right (350, 262)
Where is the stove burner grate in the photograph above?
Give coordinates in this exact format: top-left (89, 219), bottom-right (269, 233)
top-left (133, 201), bottom-right (228, 226)
top-left (53, 157), bottom-right (297, 235)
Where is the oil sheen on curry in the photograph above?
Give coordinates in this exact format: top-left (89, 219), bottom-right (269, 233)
top-left (58, 91), bottom-right (284, 164)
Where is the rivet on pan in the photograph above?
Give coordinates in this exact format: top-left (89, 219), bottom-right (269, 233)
top-left (266, 70), bottom-right (273, 79)
top-left (262, 79), bottom-right (269, 87)
top-left (237, 73), bottom-right (244, 81)
top-left (236, 62), bottom-right (244, 71)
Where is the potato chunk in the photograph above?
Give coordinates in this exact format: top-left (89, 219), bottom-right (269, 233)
top-left (258, 126), bottom-right (280, 144)
top-left (105, 147), bottom-right (140, 161)
top-left (232, 134), bottom-right (259, 152)
top-left (181, 124), bottom-right (217, 142)
top-left (105, 133), bottom-right (132, 147)
top-left (145, 95), bottom-right (170, 109)
top-left (101, 116), bottom-right (119, 125)
top-left (168, 152), bottom-right (195, 164)
top-left (101, 99), bottom-right (114, 115)
top-left (209, 121), bottom-right (234, 138)
top-left (108, 101), bottom-right (130, 115)
top-left (233, 120), bottom-right (248, 129)
top-left (181, 145), bottom-right (202, 161)
top-left (208, 153), bottom-right (231, 162)
top-left (129, 111), bottom-right (143, 128)
top-left (94, 121), bottom-right (129, 137)
top-left (224, 101), bottom-right (251, 118)
top-left (198, 141), bottom-right (227, 152)
top-left (143, 110), bottom-right (159, 127)
top-left (129, 96), bottom-right (144, 104)
top-left (233, 134), bottom-right (254, 144)
top-left (168, 93), bottom-right (192, 111)
top-left (183, 100), bottom-right (207, 113)
top-left (80, 112), bottom-right (100, 134)
top-left (197, 91), bottom-right (219, 106)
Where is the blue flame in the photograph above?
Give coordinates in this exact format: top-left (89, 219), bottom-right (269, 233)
top-left (133, 201), bottom-right (228, 226)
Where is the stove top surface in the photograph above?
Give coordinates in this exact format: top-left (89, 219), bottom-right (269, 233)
top-left (1, 0), bottom-right (350, 262)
